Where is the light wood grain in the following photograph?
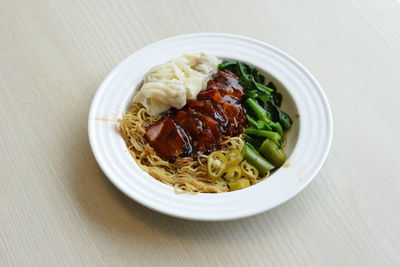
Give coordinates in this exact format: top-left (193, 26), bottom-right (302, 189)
top-left (1, 0), bottom-right (400, 266)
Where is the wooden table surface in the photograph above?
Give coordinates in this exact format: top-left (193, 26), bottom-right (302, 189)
top-left (1, 0), bottom-right (400, 266)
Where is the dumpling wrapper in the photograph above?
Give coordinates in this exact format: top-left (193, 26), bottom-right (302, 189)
top-left (133, 53), bottom-right (220, 116)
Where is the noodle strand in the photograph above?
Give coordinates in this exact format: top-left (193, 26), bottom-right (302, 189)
top-left (119, 103), bottom-right (247, 193)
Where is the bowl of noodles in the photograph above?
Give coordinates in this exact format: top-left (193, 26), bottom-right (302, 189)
top-left (88, 33), bottom-right (332, 221)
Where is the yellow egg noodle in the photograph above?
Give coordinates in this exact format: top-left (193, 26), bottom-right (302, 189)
top-left (119, 103), bottom-right (269, 193)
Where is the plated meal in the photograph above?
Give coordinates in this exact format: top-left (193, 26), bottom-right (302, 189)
top-left (119, 53), bottom-right (293, 193)
top-left (89, 33), bottom-right (332, 220)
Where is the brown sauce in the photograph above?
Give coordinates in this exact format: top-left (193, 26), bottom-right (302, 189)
top-left (145, 71), bottom-right (246, 161)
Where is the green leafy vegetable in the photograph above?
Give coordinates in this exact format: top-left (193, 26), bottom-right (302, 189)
top-left (245, 135), bottom-right (264, 149)
top-left (217, 60), bottom-right (237, 72)
top-left (269, 121), bottom-right (283, 136)
top-left (256, 120), bottom-right (272, 131)
top-left (218, 60), bottom-right (293, 131)
top-left (246, 115), bottom-right (258, 128)
top-left (218, 60), bottom-right (294, 171)
top-left (244, 128), bottom-right (282, 146)
top-left (263, 100), bottom-right (293, 130)
top-left (245, 98), bottom-right (271, 122)
top-left (242, 144), bottom-right (275, 175)
top-left (259, 139), bottom-right (286, 167)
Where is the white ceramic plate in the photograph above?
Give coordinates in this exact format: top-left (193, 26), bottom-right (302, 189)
top-left (88, 33), bottom-right (332, 221)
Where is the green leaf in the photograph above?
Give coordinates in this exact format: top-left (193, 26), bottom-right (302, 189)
top-left (245, 90), bottom-right (258, 99)
top-left (255, 82), bottom-right (273, 93)
top-left (256, 120), bottom-right (272, 131)
top-left (246, 115), bottom-right (258, 128)
top-left (257, 94), bottom-right (270, 104)
top-left (269, 122), bottom-right (283, 136)
top-left (218, 60), bottom-right (237, 72)
top-left (270, 92), bottom-right (282, 107)
top-left (267, 81), bottom-right (277, 91)
top-left (245, 136), bottom-right (264, 150)
top-left (263, 100), bottom-right (293, 130)
top-left (278, 110), bottom-right (293, 130)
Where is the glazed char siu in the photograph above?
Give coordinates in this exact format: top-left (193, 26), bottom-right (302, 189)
top-left (145, 71), bottom-right (246, 160)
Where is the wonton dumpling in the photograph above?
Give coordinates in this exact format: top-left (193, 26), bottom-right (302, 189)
top-left (133, 80), bottom-right (187, 116)
top-left (133, 53), bottom-right (220, 115)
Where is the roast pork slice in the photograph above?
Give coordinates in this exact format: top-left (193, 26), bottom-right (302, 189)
top-left (145, 117), bottom-right (190, 160)
top-left (144, 70), bottom-right (247, 160)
